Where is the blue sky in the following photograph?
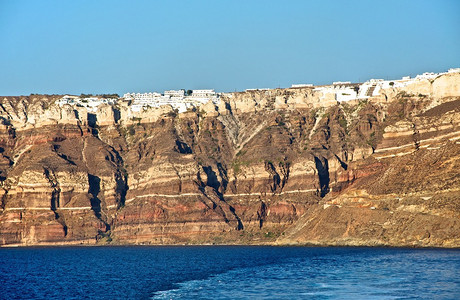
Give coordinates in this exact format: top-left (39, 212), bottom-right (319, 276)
top-left (0, 0), bottom-right (459, 95)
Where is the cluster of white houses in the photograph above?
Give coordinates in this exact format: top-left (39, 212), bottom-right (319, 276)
top-left (56, 95), bottom-right (117, 112)
top-left (123, 89), bottom-right (219, 113)
top-left (291, 68), bottom-right (460, 102)
top-left (56, 68), bottom-right (459, 112)
top-left (56, 89), bottom-right (220, 113)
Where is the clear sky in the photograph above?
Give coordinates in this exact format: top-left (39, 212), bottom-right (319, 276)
top-left (0, 0), bottom-right (459, 95)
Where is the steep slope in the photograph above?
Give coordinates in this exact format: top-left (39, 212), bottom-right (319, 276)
top-left (1, 73), bottom-right (459, 247)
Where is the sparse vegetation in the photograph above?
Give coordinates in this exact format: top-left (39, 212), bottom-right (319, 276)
top-left (339, 117), bottom-right (348, 133)
top-left (197, 109), bottom-right (206, 119)
top-left (367, 131), bottom-right (377, 147)
top-left (232, 159), bottom-right (251, 174)
top-left (358, 99), bottom-right (368, 107)
top-left (397, 91), bottom-right (414, 99)
top-left (167, 109), bottom-right (178, 118)
top-left (275, 115), bottom-right (286, 127)
top-left (264, 231), bottom-right (274, 238)
top-left (127, 125), bottom-right (135, 136)
top-left (131, 117), bottom-right (142, 124)
top-left (236, 150), bottom-right (247, 157)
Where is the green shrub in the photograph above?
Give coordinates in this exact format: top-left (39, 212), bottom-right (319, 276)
top-left (339, 118), bottom-right (348, 133)
top-left (127, 125), bottom-right (135, 136)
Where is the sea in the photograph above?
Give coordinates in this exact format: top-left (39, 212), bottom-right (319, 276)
top-left (0, 246), bottom-right (459, 299)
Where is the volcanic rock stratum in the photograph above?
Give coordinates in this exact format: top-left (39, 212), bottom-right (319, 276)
top-left (1, 72), bottom-right (459, 247)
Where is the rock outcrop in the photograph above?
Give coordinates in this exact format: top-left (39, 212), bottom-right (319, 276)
top-left (1, 73), bottom-right (459, 247)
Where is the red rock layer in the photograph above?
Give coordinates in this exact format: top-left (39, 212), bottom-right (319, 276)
top-left (0, 81), bottom-right (459, 247)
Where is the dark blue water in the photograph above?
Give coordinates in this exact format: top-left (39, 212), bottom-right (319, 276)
top-left (0, 246), bottom-right (459, 299)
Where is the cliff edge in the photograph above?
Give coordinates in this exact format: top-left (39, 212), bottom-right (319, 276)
top-left (1, 72), bottom-right (459, 247)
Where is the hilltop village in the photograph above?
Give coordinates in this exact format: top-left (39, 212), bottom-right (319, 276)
top-left (124, 89), bottom-right (221, 113)
top-left (304, 68), bottom-right (459, 101)
top-left (57, 89), bottom-right (221, 113)
top-left (56, 68), bottom-right (460, 113)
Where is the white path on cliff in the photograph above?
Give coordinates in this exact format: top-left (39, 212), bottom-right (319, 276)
top-left (374, 143), bottom-right (415, 153)
top-left (308, 109), bottom-right (324, 139)
top-left (224, 188), bottom-right (318, 197)
top-left (82, 137), bottom-right (88, 166)
top-left (235, 119), bottom-right (270, 154)
top-left (4, 206), bottom-right (92, 211)
top-left (11, 145), bottom-right (33, 166)
top-left (7, 186), bottom-right (460, 212)
top-left (1, 186), bottom-right (320, 211)
top-left (374, 130), bottom-right (460, 158)
top-left (106, 192), bottom-right (203, 208)
top-left (105, 188), bottom-right (320, 209)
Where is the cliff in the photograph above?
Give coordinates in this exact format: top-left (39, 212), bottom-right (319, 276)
top-left (1, 73), bottom-right (459, 247)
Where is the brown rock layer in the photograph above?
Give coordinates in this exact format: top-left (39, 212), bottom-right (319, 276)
top-left (1, 74), bottom-right (459, 247)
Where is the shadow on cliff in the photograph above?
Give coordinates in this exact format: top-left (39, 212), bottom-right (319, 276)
top-left (88, 174), bottom-right (111, 231)
top-left (175, 140), bottom-right (192, 154)
top-left (44, 167), bottom-right (68, 236)
top-left (88, 174), bottom-right (102, 218)
top-left (200, 165), bottom-right (243, 230)
top-left (314, 156), bottom-right (330, 197)
top-left (87, 113), bottom-right (98, 136)
top-left (264, 161), bottom-right (281, 193)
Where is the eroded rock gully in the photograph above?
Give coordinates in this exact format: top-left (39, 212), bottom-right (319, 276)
top-left (1, 74), bottom-right (460, 247)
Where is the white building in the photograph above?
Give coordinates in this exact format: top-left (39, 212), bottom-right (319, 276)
top-left (190, 89), bottom-right (216, 97)
top-left (57, 95), bottom-right (79, 105)
top-left (164, 90), bottom-right (185, 97)
top-left (188, 89), bottom-right (218, 104)
top-left (314, 84), bottom-right (359, 102)
top-left (291, 84), bottom-right (313, 88)
top-left (56, 95), bottom-right (117, 112)
top-left (333, 85), bottom-right (359, 102)
top-left (415, 72), bottom-right (439, 80)
top-left (245, 88), bottom-right (270, 92)
top-left (123, 89), bottom-right (220, 113)
top-left (357, 82), bottom-right (379, 99)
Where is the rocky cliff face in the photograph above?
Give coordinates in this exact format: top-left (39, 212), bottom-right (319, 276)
top-left (1, 73), bottom-right (460, 247)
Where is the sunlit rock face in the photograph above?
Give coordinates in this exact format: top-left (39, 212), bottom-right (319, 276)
top-left (1, 73), bottom-right (459, 247)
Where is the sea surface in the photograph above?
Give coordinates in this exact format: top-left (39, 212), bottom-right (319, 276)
top-left (0, 246), bottom-right (459, 299)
